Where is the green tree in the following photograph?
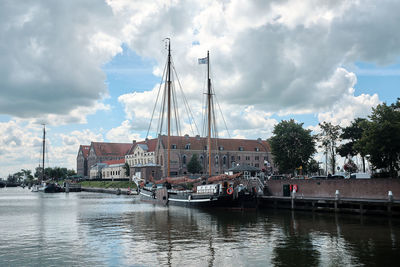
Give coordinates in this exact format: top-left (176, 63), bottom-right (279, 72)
top-left (269, 119), bottom-right (316, 174)
top-left (360, 99), bottom-right (400, 178)
top-left (123, 162), bottom-right (130, 177)
top-left (187, 154), bottom-right (202, 174)
top-left (318, 122), bottom-right (341, 175)
top-left (337, 118), bottom-right (368, 172)
top-left (306, 158), bottom-right (320, 175)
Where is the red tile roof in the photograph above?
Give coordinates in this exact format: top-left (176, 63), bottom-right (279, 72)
top-left (91, 142), bottom-right (132, 157)
top-left (127, 138), bottom-right (158, 154)
top-left (79, 145), bottom-right (90, 158)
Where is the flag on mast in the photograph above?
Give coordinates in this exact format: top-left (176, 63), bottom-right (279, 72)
top-left (198, 57), bottom-right (208, 64)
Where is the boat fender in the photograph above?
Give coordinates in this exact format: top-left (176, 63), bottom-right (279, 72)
top-left (227, 187), bottom-right (233, 195)
top-left (293, 184), bottom-right (298, 192)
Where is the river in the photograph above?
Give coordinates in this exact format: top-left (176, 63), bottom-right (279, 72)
top-left (0, 187), bottom-right (399, 266)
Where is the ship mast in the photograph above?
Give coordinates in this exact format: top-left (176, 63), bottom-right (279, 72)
top-left (207, 51), bottom-right (212, 176)
top-left (167, 39), bottom-right (171, 177)
top-left (41, 124), bottom-right (46, 183)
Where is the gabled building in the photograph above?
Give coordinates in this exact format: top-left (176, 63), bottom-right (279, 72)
top-left (77, 145), bottom-right (90, 178)
top-left (125, 139), bottom-right (158, 167)
top-left (86, 142), bottom-right (133, 174)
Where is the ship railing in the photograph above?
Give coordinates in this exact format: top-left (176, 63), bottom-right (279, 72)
top-left (167, 189), bottom-right (192, 194)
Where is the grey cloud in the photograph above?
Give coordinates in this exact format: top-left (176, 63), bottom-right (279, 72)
top-left (0, 0), bottom-right (120, 118)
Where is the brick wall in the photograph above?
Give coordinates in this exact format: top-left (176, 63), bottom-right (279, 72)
top-left (266, 179), bottom-right (400, 200)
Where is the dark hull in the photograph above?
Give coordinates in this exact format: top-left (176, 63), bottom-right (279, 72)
top-left (43, 184), bottom-right (64, 193)
top-left (139, 188), bottom-right (258, 208)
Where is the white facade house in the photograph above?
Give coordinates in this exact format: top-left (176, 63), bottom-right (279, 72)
top-left (125, 143), bottom-right (156, 167)
top-left (101, 159), bottom-right (129, 179)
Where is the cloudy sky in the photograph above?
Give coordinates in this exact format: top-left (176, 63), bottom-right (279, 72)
top-left (0, 0), bottom-right (399, 177)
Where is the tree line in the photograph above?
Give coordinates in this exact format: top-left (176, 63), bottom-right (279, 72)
top-left (6, 167), bottom-right (77, 184)
top-left (269, 99), bottom-right (400, 178)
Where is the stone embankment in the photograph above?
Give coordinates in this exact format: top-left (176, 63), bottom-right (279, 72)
top-left (81, 187), bottom-right (138, 195)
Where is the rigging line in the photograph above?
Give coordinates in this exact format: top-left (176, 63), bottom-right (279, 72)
top-left (157, 81), bottom-right (167, 135)
top-left (170, 67), bottom-right (180, 136)
top-left (146, 59), bottom-right (168, 138)
top-left (171, 59), bottom-right (200, 136)
top-left (212, 83), bottom-right (231, 139)
top-left (171, 78), bottom-right (181, 137)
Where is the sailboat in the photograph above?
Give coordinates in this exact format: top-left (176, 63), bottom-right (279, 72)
top-left (137, 40), bottom-right (259, 208)
top-left (32, 124), bottom-right (63, 193)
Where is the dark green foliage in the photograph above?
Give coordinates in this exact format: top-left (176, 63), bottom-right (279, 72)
top-left (187, 154), bottom-right (202, 174)
top-left (306, 158), bottom-right (320, 174)
top-left (34, 166), bottom-right (76, 181)
top-left (269, 119), bottom-right (316, 174)
top-left (123, 162), bottom-right (130, 177)
top-left (337, 118), bottom-right (367, 172)
top-left (360, 99), bottom-right (400, 178)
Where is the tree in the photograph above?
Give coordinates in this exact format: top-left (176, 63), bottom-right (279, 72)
top-left (187, 154), bottom-right (202, 174)
top-left (360, 99), bottom-right (400, 178)
top-left (318, 122), bottom-right (341, 175)
top-left (337, 118), bottom-right (368, 172)
top-left (269, 119), bottom-right (316, 174)
top-left (306, 158), bottom-right (320, 175)
top-left (123, 162), bottom-right (130, 177)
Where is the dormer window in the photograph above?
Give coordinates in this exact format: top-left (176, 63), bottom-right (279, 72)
top-left (238, 147), bottom-right (244, 151)
top-left (185, 144), bottom-right (191, 150)
top-left (171, 144), bottom-right (177, 149)
top-left (219, 146), bottom-right (224, 151)
top-left (255, 147), bottom-right (260, 152)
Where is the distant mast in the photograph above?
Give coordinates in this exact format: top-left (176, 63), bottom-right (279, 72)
top-left (207, 51), bottom-right (212, 177)
top-left (41, 124), bottom-right (46, 183)
top-left (167, 39), bottom-right (171, 177)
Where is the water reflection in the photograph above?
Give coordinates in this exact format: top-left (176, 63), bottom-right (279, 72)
top-left (1, 188), bottom-right (400, 266)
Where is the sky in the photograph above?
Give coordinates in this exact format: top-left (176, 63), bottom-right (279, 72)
top-left (0, 0), bottom-right (399, 178)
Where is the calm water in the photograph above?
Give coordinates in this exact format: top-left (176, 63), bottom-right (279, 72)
top-left (0, 187), bottom-right (399, 267)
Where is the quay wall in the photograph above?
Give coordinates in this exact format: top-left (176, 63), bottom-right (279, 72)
top-left (266, 179), bottom-right (400, 200)
top-left (81, 187), bottom-right (138, 195)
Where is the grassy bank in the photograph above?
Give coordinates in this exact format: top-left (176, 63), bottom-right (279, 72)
top-left (79, 181), bottom-right (137, 189)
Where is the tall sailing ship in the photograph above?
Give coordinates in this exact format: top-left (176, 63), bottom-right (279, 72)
top-left (136, 39), bottom-right (262, 208)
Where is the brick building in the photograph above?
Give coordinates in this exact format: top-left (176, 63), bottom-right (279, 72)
top-left (85, 142), bottom-right (132, 176)
top-left (76, 145), bottom-right (90, 178)
top-left (155, 135), bottom-right (274, 177)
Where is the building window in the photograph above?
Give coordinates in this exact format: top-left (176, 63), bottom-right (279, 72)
top-left (223, 156), bottom-right (227, 166)
top-left (171, 144), bottom-right (177, 149)
top-left (238, 156), bottom-right (241, 160)
top-left (245, 156), bottom-right (250, 161)
top-left (255, 147), bottom-right (260, 151)
top-left (264, 156), bottom-right (268, 161)
top-left (255, 156), bottom-right (259, 160)
top-left (255, 163), bottom-right (259, 167)
top-left (185, 144), bottom-right (191, 150)
top-left (182, 155), bottom-right (187, 165)
top-left (238, 147), bottom-right (244, 151)
top-left (231, 156), bottom-right (235, 161)
top-left (219, 146), bottom-right (224, 151)
top-left (215, 155), bottom-right (219, 166)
